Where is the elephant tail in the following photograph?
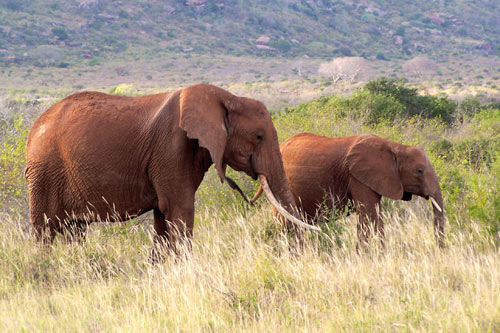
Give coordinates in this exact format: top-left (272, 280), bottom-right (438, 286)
top-left (249, 183), bottom-right (264, 204)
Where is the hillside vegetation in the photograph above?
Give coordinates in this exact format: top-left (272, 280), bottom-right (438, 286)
top-left (0, 79), bottom-right (499, 330)
top-left (1, 0), bottom-right (499, 67)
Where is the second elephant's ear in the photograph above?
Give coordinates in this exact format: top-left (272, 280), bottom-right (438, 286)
top-left (346, 134), bottom-right (403, 200)
top-left (179, 84), bottom-right (234, 182)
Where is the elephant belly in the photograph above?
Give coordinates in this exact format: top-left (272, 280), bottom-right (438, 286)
top-left (293, 186), bottom-right (350, 219)
top-left (285, 165), bottom-right (350, 219)
top-left (62, 171), bottom-right (157, 222)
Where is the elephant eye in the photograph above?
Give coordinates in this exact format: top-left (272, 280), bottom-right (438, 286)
top-left (417, 168), bottom-right (424, 175)
top-left (256, 134), bottom-right (263, 143)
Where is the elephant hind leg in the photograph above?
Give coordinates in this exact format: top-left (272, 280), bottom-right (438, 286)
top-left (350, 177), bottom-right (383, 251)
top-left (150, 201), bottom-right (195, 263)
top-left (28, 175), bottom-right (61, 245)
top-left (30, 210), bottom-right (57, 245)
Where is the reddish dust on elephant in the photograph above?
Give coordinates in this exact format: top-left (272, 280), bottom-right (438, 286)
top-left (25, 84), bottom-right (313, 258)
top-left (252, 133), bottom-right (445, 248)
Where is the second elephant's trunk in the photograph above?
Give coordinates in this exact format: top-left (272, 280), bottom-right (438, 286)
top-left (430, 190), bottom-right (445, 248)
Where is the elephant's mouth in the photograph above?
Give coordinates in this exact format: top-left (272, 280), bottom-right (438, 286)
top-left (248, 154), bottom-right (258, 180)
top-left (402, 192), bottom-right (413, 201)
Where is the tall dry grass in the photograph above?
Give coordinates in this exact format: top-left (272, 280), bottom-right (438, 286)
top-left (0, 197), bottom-right (499, 331)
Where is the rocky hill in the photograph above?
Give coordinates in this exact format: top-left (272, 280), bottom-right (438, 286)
top-left (0, 0), bottom-right (498, 67)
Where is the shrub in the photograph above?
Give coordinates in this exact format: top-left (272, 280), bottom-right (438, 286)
top-left (458, 96), bottom-right (481, 118)
top-left (340, 89), bottom-right (405, 124)
top-left (54, 62), bottom-right (70, 68)
top-left (3, 0), bottom-right (24, 11)
top-left (108, 84), bottom-right (138, 96)
top-left (365, 78), bottom-right (456, 122)
top-left (269, 39), bottom-right (292, 53)
top-left (51, 27), bottom-right (69, 40)
top-left (395, 26), bottom-right (406, 36)
top-left (467, 153), bottom-right (500, 235)
top-left (0, 110), bottom-right (31, 213)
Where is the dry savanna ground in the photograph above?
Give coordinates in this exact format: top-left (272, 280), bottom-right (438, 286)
top-left (2, 54), bottom-right (500, 110)
top-left (0, 196), bottom-right (499, 331)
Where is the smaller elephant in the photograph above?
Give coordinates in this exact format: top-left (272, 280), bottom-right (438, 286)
top-left (251, 133), bottom-right (445, 248)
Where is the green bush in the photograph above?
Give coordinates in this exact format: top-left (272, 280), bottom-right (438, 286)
top-left (279, 78), bottom-right (456, 125)
top-left (108, 84), bottom-right (138, 96)
top-left (269, 39), bottom-right (292, 53)
top-left (0, 112), bottom-right (30, 212)
top-left (458, 96), bottom-right (481, 118)
top-left (466, 153), bottom-right (500, 235)
top-left (365, 78), bottom-right (457, 122)
top-left (3, 0), bottom-right (24, 11)
top-left (51, 27), bottom-right (68, 40)
top-left (339, 89), bottom-right (405, 124)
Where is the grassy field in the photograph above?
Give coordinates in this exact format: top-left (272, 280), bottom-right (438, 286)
top-left (1, 79), bottom-right (500, 331)
top-left (0, 203), bottom-right (499, 331)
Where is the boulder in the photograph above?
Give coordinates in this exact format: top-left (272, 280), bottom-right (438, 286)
top-left (393, 35), bottom-right (403, 45)
top-left (256, 35), bottom-right (271, 45)
top-left (185, 0), bottom-right (208, 7)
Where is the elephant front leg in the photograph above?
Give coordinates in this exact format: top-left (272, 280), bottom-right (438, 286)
top-left (350, 178), bottom-right (383, 251)
top-left (150, 200), bottom-right (195, 263)
top-left (357, 202), bottom-right (384, 250)
top-left (32, 217), bottom-right (57, 245)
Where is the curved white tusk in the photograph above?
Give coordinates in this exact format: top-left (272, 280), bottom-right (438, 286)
top-left (259, 175), bottom-right (320, 232)
top-left (249, 183), bottom-right (264, 204)
top-left (430, 197), bottom-right (442, 212)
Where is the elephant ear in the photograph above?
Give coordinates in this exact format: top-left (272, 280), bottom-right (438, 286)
top-left (346, 134), bottom-right (403, 200)
top-left (179, 84), bottom-right (234, 182)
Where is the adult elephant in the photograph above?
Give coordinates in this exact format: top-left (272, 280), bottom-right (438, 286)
top-left (251, 133), bottom-right (445, 248)
top-left (25, 84), bottom-right (316, 255)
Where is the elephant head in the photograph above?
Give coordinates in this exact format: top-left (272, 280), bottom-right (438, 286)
top-left (179, 84), bottom-right (316, 231)
top-left (346, 134), bottom-right (445, 247)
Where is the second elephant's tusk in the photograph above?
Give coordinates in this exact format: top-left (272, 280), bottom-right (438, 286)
top-left (249, 183), bottom-right (264, 204)
top-left (259, 175), bottom-right (320, 232)
top-left (430, 197), bottom-right (442, 212)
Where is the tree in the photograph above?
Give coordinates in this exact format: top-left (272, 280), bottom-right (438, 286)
top-left (318, 57), bottom-right (371, 83)
top-left (402, 56), bottom-right (437, 77)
